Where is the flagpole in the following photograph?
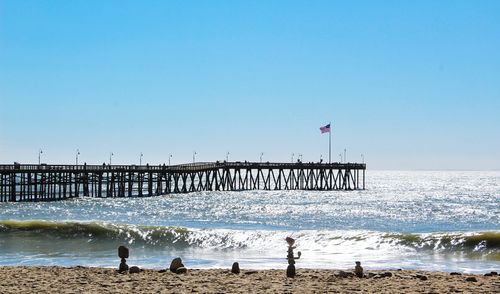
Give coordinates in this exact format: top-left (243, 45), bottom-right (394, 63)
top-left (329, 122), bottom-right (331, 163)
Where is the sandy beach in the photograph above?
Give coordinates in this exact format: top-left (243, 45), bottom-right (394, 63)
top-left (0, 266), bottom-right (498, 293)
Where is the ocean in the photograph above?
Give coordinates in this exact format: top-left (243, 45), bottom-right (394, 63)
top-left (0, 171), bottom-right (498, 273)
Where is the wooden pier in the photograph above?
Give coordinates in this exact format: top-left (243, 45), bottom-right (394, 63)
top-left (0, 162), bottom-right (366, 202)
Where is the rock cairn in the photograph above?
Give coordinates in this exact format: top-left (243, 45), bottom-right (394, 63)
top-left (285, 237), bottom-right (301, 278)
top-left (354, 261), bottom-right (364, 278)
top-left (118, 246), bottom-right (129, 273)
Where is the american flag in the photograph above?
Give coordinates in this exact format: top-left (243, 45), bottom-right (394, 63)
top-left (320, 124), bottom-right (330, 134)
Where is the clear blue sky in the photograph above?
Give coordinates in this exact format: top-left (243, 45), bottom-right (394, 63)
top-left (1, 0), bottom-right (499, 169)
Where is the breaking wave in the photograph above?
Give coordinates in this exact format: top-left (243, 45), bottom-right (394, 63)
top-left (1, 220), bottom-right (498, 259)
top-left (383, 231), bottom-right (500, 251)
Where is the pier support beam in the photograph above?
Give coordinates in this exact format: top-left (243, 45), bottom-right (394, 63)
top-left (0, 162), bottom-right (366, 202)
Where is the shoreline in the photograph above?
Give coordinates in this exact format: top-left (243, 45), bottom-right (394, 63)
top-left (0, 266), bottom-right (498, 293)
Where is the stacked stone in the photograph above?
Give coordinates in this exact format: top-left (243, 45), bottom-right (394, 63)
top-left (354, 261), bottom-right (364, 278)
top-left (117, 246), bottom-right (141, 274)
top-left (118, 246), bottom-right (129, 273)
top-left (285, 237), bottom-right (301, 278)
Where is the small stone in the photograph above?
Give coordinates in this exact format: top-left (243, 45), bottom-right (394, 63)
top-left (176, 267), bottom-right (187, 274)
top-left (416, 274), bottom-right (428, 281)
top-left (490, 271), bottom-right (498, 276)
top-left (450, 272), bottom-right (462, 276)
top-left (231, 262), bottom-right (240, 274)
top-left (381, 272), bottom-right (393, 278)
top-left (484, 273), bottom-right (492, 277)
top-left (170, 257), bottom-right (184, 273)
top-left (286, 264), bottom-right (296, 278)
top-left (118, 246), bottom-right (129, 259)
top-left (465, 277), bottom-right (477, 282)
top-left (129, 266), bottom-right (141, 274)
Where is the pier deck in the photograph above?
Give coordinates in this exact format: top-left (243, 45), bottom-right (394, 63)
top-left (0, 162), bottom-right (366, 202)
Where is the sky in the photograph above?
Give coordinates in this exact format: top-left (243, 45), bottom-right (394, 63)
top-left (0, 0), bottom-right (499, 170)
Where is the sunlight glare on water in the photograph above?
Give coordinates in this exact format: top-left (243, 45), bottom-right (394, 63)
top-left (0, 171), bottom-right (498, 272)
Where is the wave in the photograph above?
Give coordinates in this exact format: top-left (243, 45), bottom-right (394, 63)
top-left (0, 220), bottom-right (281, 249)
top-left (0, 220), bottom-right (498, 257)
top-left (0, 220), bottom-right (193, 248)
top-left (382, 232), bottom-right (500, 261)
top-left (383, 232), bottom-right (500, 251)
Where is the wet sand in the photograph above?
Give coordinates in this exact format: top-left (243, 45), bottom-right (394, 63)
top-left (0, 266), bottom-right (498, 293)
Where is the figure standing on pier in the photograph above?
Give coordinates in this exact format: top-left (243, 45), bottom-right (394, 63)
top-left (286, 236), bottom-right (301, 278)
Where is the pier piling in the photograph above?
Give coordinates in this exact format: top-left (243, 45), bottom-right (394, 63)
top-left (0, 162), bottom-right (366, 202)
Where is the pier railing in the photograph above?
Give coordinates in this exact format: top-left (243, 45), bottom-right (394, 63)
top-left (0, 162), bottom-right (366, 202)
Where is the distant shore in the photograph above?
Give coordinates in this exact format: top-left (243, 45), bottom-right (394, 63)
top-left (0, 266), bottom-right (497, 293)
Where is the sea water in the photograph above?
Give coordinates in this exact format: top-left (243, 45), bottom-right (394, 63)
top-left (0, 171), bottom-right (498, 273)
